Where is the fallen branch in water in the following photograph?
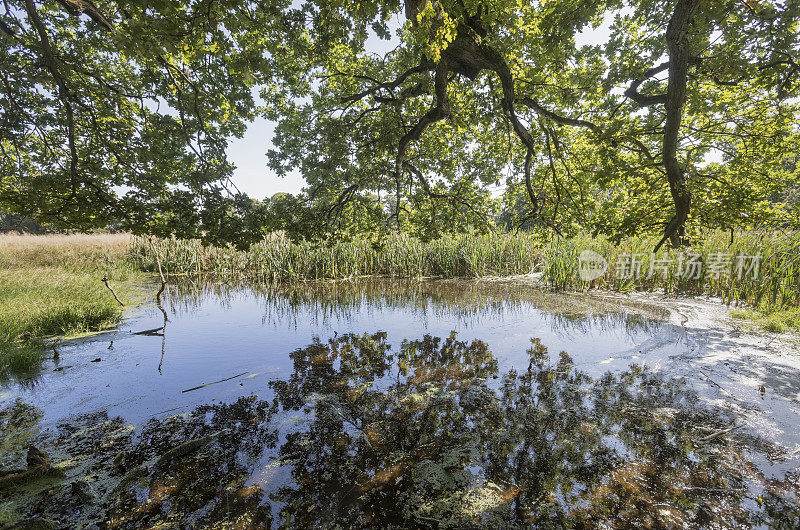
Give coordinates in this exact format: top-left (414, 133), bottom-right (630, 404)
top-left (699, 424), bottom-right (743, 443)
top-left (181, 372), bottom-right (248, 393)
top-left (147, 236), bottom-right (169, 372)
top-left (132, 326), bottom-right (163, 336)
top-left (102, 276), bottom-right (124, 306)
top-left (769, 445), bottom-right (800, 463)
top-left (698, 370), bottom-right (737, 400)
top-left (153, 433), bottom-right (220, 471)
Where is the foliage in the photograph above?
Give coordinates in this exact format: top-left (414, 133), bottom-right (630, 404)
top-left (2, 2), bottom-right (798, 245)
top-left (0, 0), bottom-right (305, 243)
top-left (0, 212), bottom-right (45, 234)
top-left (731, 307), bottom-right (800, 333)
top-left (132, 229), bottom-right (800, 310)
top-left (263, 0), bottom-right (800, 246)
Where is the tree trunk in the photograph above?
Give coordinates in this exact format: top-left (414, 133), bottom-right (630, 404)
top-left (656, 0), bottom-right (703, 251)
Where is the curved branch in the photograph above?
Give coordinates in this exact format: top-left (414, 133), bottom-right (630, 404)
top-left (392, 60), bottom-right (452, 218)
top-left (519, 97), bottom-right (600, 132)
top-left (340, 62), bottom-right (433, 104)
top-left (23, 0), bottom-right (79, 191)
top-left (55, 0), bottom-right (113, 31)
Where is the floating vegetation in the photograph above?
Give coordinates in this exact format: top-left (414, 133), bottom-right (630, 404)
top-left (1, 333), bottom-right (798, 528)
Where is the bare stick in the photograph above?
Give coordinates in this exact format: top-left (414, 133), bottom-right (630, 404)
top-left (146, 236), bottom-right (169, 372)
top-left (147, 236), bottom-right (167, 300)
top-left (699, 424), bottom-right (743, 442)
top-left (102, 276), bottom-right (124, 306)
top-left (181, 372), bottom-right (248, 393)
top-left (698, 370), bottom-right (737, 399)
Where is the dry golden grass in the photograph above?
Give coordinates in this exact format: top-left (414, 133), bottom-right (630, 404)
top-left (0, 233), bottom-right (133, 269)
top-left (0, 233), bottom-right (141, 378)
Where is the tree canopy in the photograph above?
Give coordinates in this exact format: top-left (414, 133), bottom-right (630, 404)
top-left (2, 0), bottom-right (799, 246)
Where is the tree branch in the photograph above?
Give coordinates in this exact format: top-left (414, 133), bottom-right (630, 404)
top-left (23, 0), bottom-right (79, 192)
top-left (55, 0), bottom-right (113, 31)
top-left (519, 97), bottom-right (600, 132)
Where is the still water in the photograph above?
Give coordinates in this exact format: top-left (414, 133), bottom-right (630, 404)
top-left (1, 279), bottom-right (798, 528)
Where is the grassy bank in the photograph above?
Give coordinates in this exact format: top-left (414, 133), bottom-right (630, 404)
top-left (132, 230), bottom-right (800, 309)
top-left (0, 234), bottom-right (142, 378)
top-left (731, 307), bottom-right (800, 334)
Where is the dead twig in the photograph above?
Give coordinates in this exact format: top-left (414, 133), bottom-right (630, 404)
top-left (132, 327), bottom-right (163, 336)
top-left (102, 276), bottom-right (124, 306)
top-left (147, 236), bottom-right (167, 301)
top-left (146, 236), bottom-right (169, 372)
top-left (181, 372), bottom-right (248, 393)
top-left (698, 370), bottom-right (737, 400)
top-left (698, 424), bottom-right (743, 443)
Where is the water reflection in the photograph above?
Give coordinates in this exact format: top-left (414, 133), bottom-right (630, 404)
top-left (161, 277), bottom-right (667, 334)
top-left (3, 333), bottom-right (797, 528)
top-left (2, 279), bottom-right (678, 429)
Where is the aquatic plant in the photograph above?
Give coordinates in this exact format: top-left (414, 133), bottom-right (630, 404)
top-left (130, 232), bottom-right (541, 281)
top-left (132, 230), bottom-right (800, 309)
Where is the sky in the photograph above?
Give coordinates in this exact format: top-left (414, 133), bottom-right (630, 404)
top-left (226, 15), bottom-right (617, 201)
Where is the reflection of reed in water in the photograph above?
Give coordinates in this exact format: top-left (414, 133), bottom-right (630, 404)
top-left (157, 278), bottom-right (668, 336)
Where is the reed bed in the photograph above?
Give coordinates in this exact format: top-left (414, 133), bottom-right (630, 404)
top-left (538, 231), bottom-right (800, 308)
top-left (131, 230), bottom-right (800, 310)
top-left (129, 232), bottom-right (542, 281)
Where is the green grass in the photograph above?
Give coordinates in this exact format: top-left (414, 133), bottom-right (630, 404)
top-left (0, 234), bottom-right (143, 379)
top-left (731, 307), bottom-right (800, 333)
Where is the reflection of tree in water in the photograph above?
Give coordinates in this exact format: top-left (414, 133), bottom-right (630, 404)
top-left (268, 333), bottom-right (798, 528)
top-left (3, 333), bottom-right (799, 528)
top-left (0, 397), bottom-right (278, 528)
top-left (107, 397), bottom-right (278, 528)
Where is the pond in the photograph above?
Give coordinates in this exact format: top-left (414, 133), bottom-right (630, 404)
top-left (1, 279), bottom-right (799, 528)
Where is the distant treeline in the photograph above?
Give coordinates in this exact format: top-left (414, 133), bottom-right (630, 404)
top-left (0, 213), bottom-right (46, 234)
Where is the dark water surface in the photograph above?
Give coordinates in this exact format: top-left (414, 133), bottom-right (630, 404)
top-left (1, 279), bottom-right (799, 528)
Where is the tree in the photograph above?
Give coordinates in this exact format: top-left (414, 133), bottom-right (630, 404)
top-left (1, 0), bottom-right (301, 243)
top-left (2, 1), bottom-right (799, 245)
top-left (267, 0), bottom-right (800, 244)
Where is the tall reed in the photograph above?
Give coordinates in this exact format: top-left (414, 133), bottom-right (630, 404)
top-left (130, 230), bottom-right (800, 309)
top-left (129, 232), bottom-right (541, 281)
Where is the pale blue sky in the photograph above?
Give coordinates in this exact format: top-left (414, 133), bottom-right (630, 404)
top-left (227, 17), bottom-right (616, 200)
